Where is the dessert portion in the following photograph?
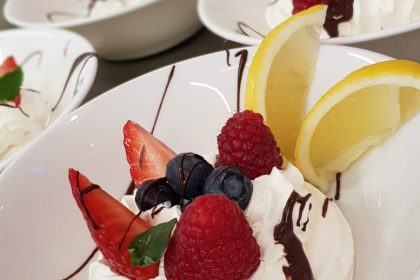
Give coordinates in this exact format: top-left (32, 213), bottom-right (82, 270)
top-left (0, 56), bottom-right (49, 160)
top-left (69, 111), bottom-right (354, 280)
top-left (266, 0), bottom-right (420, 38)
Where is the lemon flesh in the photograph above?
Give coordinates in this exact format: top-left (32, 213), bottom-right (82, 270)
top-left (245, 5), bottom-right (327, 160)
top-left (295, 60), bottom-right (420, 192)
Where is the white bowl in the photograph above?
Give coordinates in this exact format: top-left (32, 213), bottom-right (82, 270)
top-left (198, 0), bottom-right (420, 61)
top-left (5, 0), bottom-right (201, 60)
top-left (1, 45), bottom-right (420, 279)
top-left (0, 28), bottom-right (97, 171)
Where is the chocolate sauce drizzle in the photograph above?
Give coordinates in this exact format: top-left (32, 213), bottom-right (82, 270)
top-left (324, 0), bottom-right (354, 38)
top-left (151, 65), bottom-right (175, 134)
top-left (321, 172), bottom-right (342, 218)
top-left (236, 21), bottom-right (265, 38)
top-left (20, 50), bottom-right (43, 68)
top-left (234, 50), bottom-right (248, 112)
top-left (274, 191), bottom-right (314, 280)
top-left (0, 103), bottom-right (29, 117)
top-left (51, 52), bottom-right (97, 112)
top-left (296, 194), bottom-right (312, 231)
top-left (225, 50), bottom-right (231, 67)
top-left (61, 247), bottom-right (99, 280)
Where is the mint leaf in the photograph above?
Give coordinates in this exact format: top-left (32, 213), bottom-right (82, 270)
top-left (0, 67), bottom-right (23, 101)
top-left (128, 218), bottom-right (177, 267)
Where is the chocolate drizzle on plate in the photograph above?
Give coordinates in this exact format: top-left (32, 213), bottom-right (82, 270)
top-left (236, 21), bottom-right (265, 38)
top-left (0, 103), bottom-right (29, 117)
top-left (20, 50), bottom-right (43, 68)
top-left (324, 0), bottom-right (354, 38)
top-left (151, 65), bottom-right (176, 134)
top-left (234, 50), bottom-right (248, 112)
top-left (225, 49), bottom-right (232, 67)
top-left (61, 247), bottom-right (99, 280)
top-left (274, 191), bottom-right (314, 280)
top-left (51, 52), bottom-right (97, 112)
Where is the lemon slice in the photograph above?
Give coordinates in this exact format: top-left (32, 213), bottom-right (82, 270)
top-left (245, 4), bottom-right (327, 160)
top-left (295, 60), bottom-right (420, 192)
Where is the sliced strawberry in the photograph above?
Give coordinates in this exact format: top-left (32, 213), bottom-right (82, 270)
top-left (68, 168), bottom-right (159, 279)
top-left (123, 120), bottom-right (176, 187)
top-left (0, 56), bottom-right (18, 76)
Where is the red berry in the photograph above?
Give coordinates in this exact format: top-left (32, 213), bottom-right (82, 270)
top-left (217, 110), bottom-right (283, 180)
top-left (68, 169), bottom-right (159, 280)
top-left (292, 0), bottom-right (336, 14)
top-left (0, 56), bottom-right (18, 76)
top-left (123, 120), bottom-right (175, 187)
top-left (164, 195), bottom-right (260, 280)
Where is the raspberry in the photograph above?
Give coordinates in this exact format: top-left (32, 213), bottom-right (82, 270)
top-left (217, 110), bottom-right (283, 180)
top-left (292, 0), bottom-right (336, 14)
top-left (164, 195), bottom-right (260, 280)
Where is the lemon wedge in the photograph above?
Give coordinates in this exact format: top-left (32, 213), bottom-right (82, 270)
top-left (245, 4), bottom-right (327, 160)
top-left (295, 60), bottom-right (420, 192)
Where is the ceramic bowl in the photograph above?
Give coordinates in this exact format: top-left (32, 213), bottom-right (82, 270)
top-left (0, 28), bottom-right (97, 171)
top-left (5, 0), bottom-right (201, 60)
top-left (198, 0), bottom-right (420, 61)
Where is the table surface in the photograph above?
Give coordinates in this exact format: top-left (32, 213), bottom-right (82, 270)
top-left (84, 27), bottom-right (243, 104)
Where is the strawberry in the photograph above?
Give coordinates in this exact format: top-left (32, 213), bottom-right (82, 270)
top-left (0, 56), bottom-right (21, 106)
top-left (164, 195), bottom-right (261, 279)
top-left (123, 120), bottom-right (175, 187)
top-left (68, 168), bottom-right (159, 279)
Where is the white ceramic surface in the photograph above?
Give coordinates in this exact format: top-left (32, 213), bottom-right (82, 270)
top-left (0, 45), bottom-right (419, 280)
top-left (0, 28), bottom-right (97, 171)
top-left (5, 0), bottom-right (201, 60)
top-left (198, 0), bottom-right (420, 61)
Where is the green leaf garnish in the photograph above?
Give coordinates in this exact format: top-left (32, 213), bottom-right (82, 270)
top-left (0, 67), bottom-right (23, 101)
top-left (128, 218), bottom-right (177, 267)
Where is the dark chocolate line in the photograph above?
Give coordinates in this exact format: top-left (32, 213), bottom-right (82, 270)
top-left (0, 103), bottom-right (29, 117)
top-left (21, 88), bottom-right (41, 94)
top-left (20, 50), bottom-right (43, 68)
top-left (334, 172), bottom-right (341, 200)
top-left (302, 203), bottom-right (312, 232)
top-left (78, 183), bottom-right (100, 230)
top-left (324, 0), bottom-right (354, 38)
top-left (126, 180), bottom-right (136, 196)
top-left (296, 193), bottom-right (311, 227)
top-left (234, 50), bottom-right (248, 112)
top-left (61, 247), bottom-right (99, 280)
top-left (236, 21), bottom-right (265, 38)
top-left (151, 65), bottom-right (176, 135)
top-left (225, 49), bottom-right (231, 67)
top-left (51, 52), bottom-right (97, 112)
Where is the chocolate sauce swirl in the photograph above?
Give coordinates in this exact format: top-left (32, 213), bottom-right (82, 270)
top-left (234, 50), bottom-right (248, 112)
top-left (236, 21), bottom-right (265, 38)
top-left (324, 0), bottom-right (354, 38)
top-left (274, 191), bottom-right (314, 280)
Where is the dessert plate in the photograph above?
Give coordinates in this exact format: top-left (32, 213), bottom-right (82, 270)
top-left (0, 28), bottom-right (97, 172)
top-left (0, 45), bottom-right (419, 280)
top-left (198, 0), bottom-right (420, 61)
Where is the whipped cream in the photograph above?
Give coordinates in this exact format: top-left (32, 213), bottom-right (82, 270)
top-left (266, 0), bottom-right (420, 38)
top-left (0, 92), bottom-right (50, 160)
top-left (89, 0), bottom-right (145, 18)
top-left (89, 163), bottom-right (353, 279)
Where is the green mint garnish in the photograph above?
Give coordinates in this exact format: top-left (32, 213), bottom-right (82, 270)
top-left (0, 67), bottom-right (23, 101)
top-left (128, 218), bottom-right (177, 267)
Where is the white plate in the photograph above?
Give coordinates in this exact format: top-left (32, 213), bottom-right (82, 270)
top-left (0, 28), bottom-right (97, 171)
top-left (198, 0), bottom-right (420, 61)
top-left (0, 45), bottom-right (418, 280)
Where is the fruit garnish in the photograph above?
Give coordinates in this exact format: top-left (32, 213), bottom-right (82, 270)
top-left (164, 195), bottom-right (260, 279)
top-left (68, 168), bottom-right (159, 279)
top-left (128, 218), bottom-right (177, 267)
top-left (292, 0), bottom-right (335, 14)
top-left (294, 60), bottom-right (420, 192)
top-left (245, 5), bottom-right (327, 161)
top-left (204, 166), bottom-right (253, 210)
top-left (135, 178), bottom-right (180, 212)
top-left (166, 152), bottom-right (214, 200)
top-left (0, 56), bottom-right (23, 104)
top-left (123, 120), bottom-right (176, 187)
top-left (217, 110), bottom-right (282, 179)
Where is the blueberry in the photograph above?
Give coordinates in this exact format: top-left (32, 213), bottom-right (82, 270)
top-left (135, 178), bottom-right (180, 212)
top-left (204, 166), bottom-right (253, 210)
top-left (166, 153), bottom-right (213, 199)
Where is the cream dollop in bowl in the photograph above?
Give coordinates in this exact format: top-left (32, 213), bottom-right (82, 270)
top-left (0, 28), bottom-right (97, 171)
top-left (198, 0), bottom-right (420, 61)
top-left (5, 0), bottom-right (201, 60)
